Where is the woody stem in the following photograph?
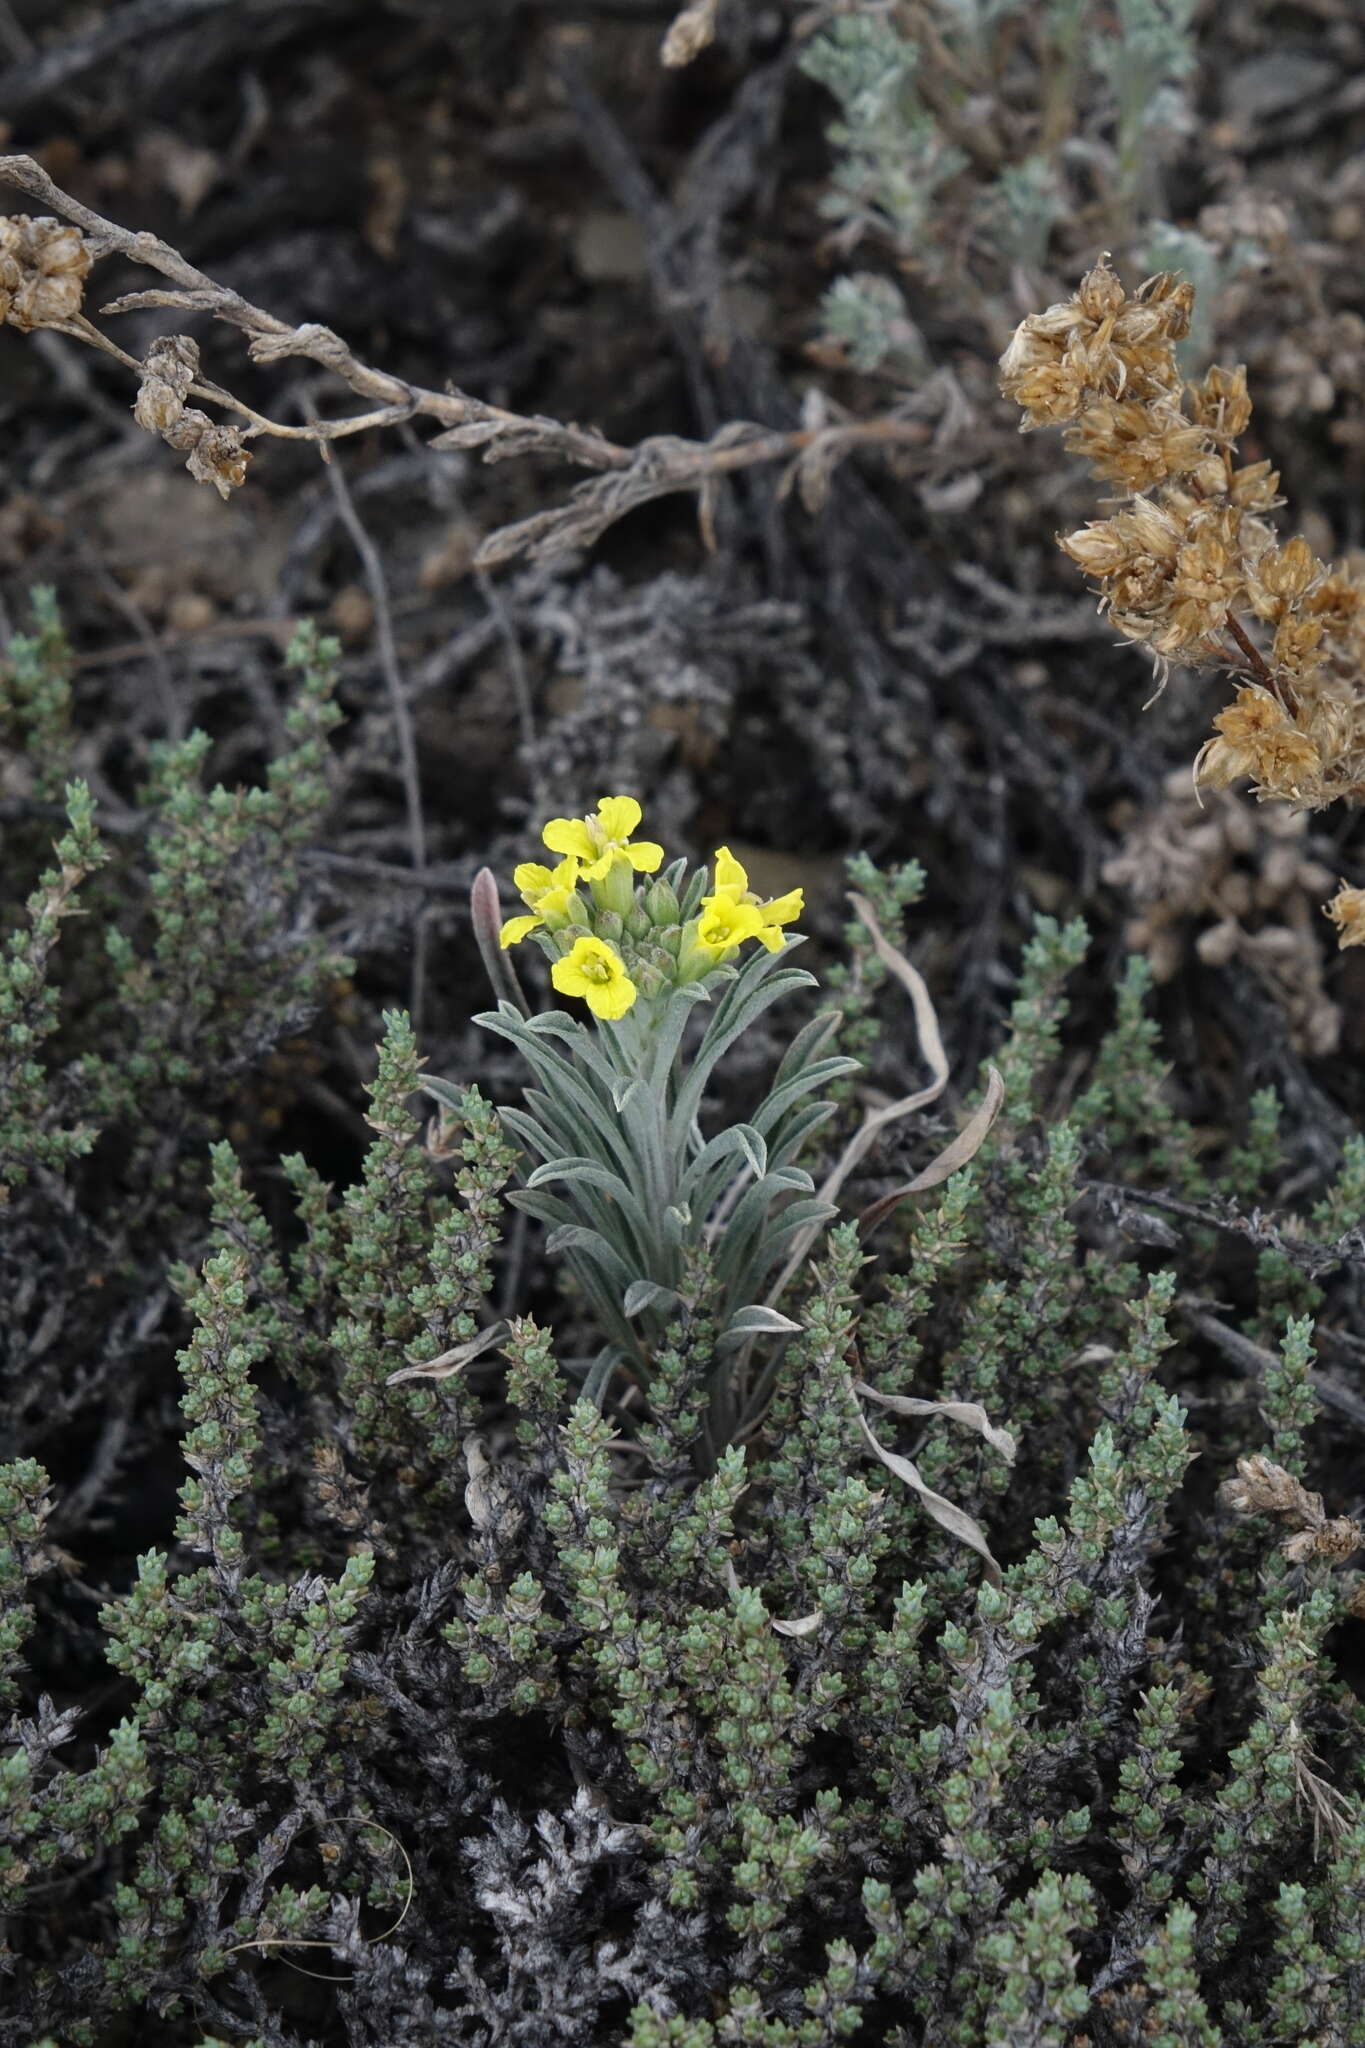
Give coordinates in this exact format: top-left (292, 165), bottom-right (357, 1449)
top-left (1223, 612), bottom-right (1297, 715)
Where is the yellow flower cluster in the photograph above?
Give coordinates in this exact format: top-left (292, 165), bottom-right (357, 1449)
top-left (1002, 260), bottom-right (1365, 944)
top-left (696, 847), bottom-right (803, 957)
top-left (498, 798), bottom-right (803, 1020)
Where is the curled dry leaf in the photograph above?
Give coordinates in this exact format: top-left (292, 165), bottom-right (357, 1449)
top-left (770, 1611), bottom-right (823, 1638)
top-left (661, 0), bottom-right (718, 66)
top-left (858, 1065), bottom-right (1005, 1237)
top-left (846, 891), bottom-right (949, 1097)
top-left (765, 892), bottom-right (953, 1310)
top-left (853, 1380), bottom-right (1016, 1464)
top-left (462, 1433), bottom-right (522, 1541)
top-left (851, 1384), bottom-right (1006, 1587)
top-left (721, 1555), bottom-right (821, 1638)
top-left (385, 1321), bottom-right (509, 1386)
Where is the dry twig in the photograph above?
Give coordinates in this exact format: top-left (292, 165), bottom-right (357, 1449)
top-left (0, 152), bottom-right (931, 569)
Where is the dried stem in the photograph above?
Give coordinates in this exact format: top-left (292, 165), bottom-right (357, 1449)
top-left (1222, 608), bottom-right (1299, 715)
top-left (309, 408), bottom-right (430, 1030)
top-left (0, 152), bottom-right (932, 569)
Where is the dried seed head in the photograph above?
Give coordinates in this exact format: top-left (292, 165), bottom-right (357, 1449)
top-left (1325, 883), bottom-right (1365, 947)
top-left (1194, 917), bottom-right (1241, 967)
top-left (1196, 688), bottom-right (1322, 798)
top-left (1220, 1453), bottom-right (1317, 1525)
top-left (1165, 509), bottom-right (1250, 646)
top-left (159, 404), bottom-right (250, 498)
top-left (0, 214), bottom-right (93, 331)
top-left (1075, 262), bottom-right (1126, 323)
top-left (1063, 397), bottom-right (1210, 492)
top-left (133, 333), bottom-right (200, 434)
top-left (1307, 566), bottom-right (1365, 628)
top-left (1008, 254), bottom-right (1365, 955)
top-left (1062, 497), bottom-right (1183, 582)
top-left (1107, 772), bottom-right (1341, 1045)
top-left (1225, 461), bottom-right (1281, 512)
top-left (1134, 269), bottom-right (1196, 340)
top-left (1000, 259), bottom-right (1186, 427)
top-left (183, 420), bottom-right (250, 499)
top-left (1188, 363), bottom-right (1254, 438)
top-left (1252, 536), bottom-right (1324, 613)
top-left (1270, 612), bottom-right (1326, 685)
top-left (1284, 1516), bottom-right (1362, 1564)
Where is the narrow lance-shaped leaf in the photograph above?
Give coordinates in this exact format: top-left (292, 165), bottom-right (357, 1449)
top-left (669, 962), bottom-right (818, 1146)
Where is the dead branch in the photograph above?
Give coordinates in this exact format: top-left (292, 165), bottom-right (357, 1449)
top-left (0, 151), bottom-right (930, 570)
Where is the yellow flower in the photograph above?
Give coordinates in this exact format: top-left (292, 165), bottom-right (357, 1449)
top-left (499, 855), bottom-right (582, 948)
top-left (550, 935), bottom-right (638, 1019)
top-left (696, 893), bottom-right (764, 956)
top-left (542, 796), bottom-right (663, 881)
top-left (708, 846), bottom-right (804, 953)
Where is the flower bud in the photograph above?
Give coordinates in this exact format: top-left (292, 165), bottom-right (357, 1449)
top-left (645, 877), bottom-right (681, 926)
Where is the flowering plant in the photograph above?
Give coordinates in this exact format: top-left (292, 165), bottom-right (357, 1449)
top-left (431, 799), bottom-right (854, 1419)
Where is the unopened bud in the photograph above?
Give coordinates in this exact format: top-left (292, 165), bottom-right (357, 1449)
top-left (645, 877), bottom-right (681, 926)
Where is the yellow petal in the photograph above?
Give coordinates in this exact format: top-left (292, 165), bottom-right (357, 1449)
top-left (759, 887), bottom-right (803, 927)
top-left (698, 896), bottom-right (763, 951)
top-left (500, 914), bottom-right (541, 949)
top-left (536, 886), bottom-right (578, 922)
top-left (513, 861), bottom-right (555, 897)
top-left (624, 840), bottom-right (664, 873)
top-left (756, 924), bottom-right (786, 953)
top-left (551, 954), bottom-right (589, 998)
top-left (712, 845), bottom-right (748, 899)
top-left (543, 818), bottom-right (596, 862)
top-left (596, 795), bottom-right (642, 841)
top-left (586, 974), bottom-right (638, 1020)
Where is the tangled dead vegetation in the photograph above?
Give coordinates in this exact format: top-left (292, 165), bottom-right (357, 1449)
top-left (1104, 771), bottom-right (1341, 1054)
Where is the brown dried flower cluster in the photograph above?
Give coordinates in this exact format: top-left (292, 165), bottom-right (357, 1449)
top-left (133, 334), bottom-right (250, 499)
top-left (0, 213), bottom-right (92, 331)
top-left (1104, 771), bottom-right (1339, 1054)
top-left (1002, 262), bottom-right (1365, 944)
top-left (1324, 882), bottom-right (1365, 950)
top-left (1220, 1453), bottom-right (1361, 1566)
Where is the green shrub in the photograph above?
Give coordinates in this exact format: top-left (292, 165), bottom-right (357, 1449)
top-left (2, 600), bottom-right (1363, 2042)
